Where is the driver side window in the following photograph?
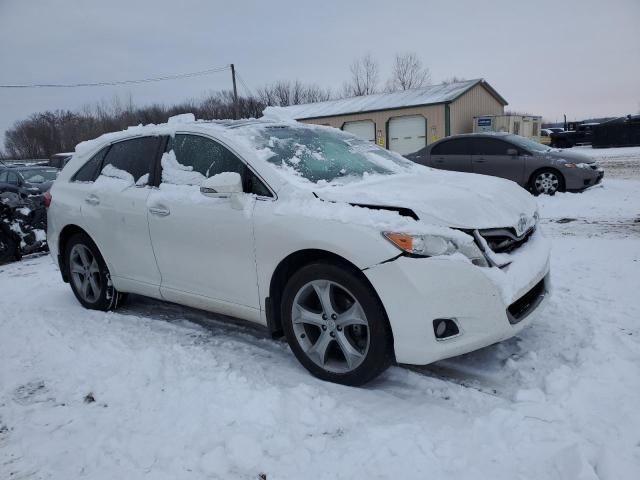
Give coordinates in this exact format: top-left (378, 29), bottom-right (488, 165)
top-left (164, 134), bottom-right (272, 197)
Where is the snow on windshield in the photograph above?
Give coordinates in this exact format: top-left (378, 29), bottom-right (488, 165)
top-left (247, 126), bottom-right (413, 184)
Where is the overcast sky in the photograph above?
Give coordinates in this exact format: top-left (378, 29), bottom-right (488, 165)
top-left (1, 0), bottom-right (639, 148)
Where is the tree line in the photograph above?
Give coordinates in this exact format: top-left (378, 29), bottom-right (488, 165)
top-left (3, 52), bottom-right (456, 159)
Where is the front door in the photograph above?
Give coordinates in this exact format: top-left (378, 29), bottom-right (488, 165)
top-left (471, 138), bottom-right (525, 183)
top-left (147, 133), bottom-right (268, 316)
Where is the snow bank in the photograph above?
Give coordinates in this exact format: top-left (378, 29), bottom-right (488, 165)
top-left (536, 179), bottom-right (640, 221)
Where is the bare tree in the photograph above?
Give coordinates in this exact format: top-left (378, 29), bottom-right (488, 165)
top-left (385, 52), bottom-right (431, 92)
top-left (442, 76), bottom-right (467, 85)
top-left (256, 80), bottom-right (331, 106)
top-left (342, 53), bottom-right (379, 97)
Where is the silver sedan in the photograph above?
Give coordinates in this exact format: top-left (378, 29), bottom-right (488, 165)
top-left (406, 133), bottom-right (604, 195)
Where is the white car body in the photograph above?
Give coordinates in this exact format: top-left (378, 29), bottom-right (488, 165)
top-left (48, 116), bottom-right (550, 373)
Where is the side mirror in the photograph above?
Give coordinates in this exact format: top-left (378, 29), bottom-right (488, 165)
top-left (507, 148), bottom-right (518, 156)
top-left (200, 172), bottom-right (243, 197)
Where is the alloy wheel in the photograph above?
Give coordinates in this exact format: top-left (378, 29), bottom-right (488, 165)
top-left (535, 172), bottom-right (560, 194)
top-left (69, 244), bottom-right (102, 303)
top-left (291, 280), bottom-right (370, 373)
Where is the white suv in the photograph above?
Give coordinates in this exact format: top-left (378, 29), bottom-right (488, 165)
top-left (47, 115), bottom-right (551, 386)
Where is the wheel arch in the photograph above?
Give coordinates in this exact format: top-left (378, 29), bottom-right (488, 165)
top-left (266, 249), bottom-right (394, 354)
top-left (57, 224), bottom-right (99, 282)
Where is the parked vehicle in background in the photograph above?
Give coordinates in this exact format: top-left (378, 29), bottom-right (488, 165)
top-left (49, 152), bottom-right (74, 169)
top-left (407, 133), bottom-right (604, 195)
top-left (540, 129), bottom-right (552, 145)
top-left (550, 123), bottom-right (599, 148)
top-left (0, 192), bottom-right (48, 263)
top-left (592, 115), bottom-right (640, 148)
top-left (47, 116), bottom-right (550, 386)
top-left (0, 165), bottom-right (59, 196)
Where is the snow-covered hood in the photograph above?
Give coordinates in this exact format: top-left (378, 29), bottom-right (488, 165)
top-left (315, 170), bottom-right (538, 231)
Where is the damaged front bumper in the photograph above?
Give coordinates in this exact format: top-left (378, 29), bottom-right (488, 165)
top-left (363, 228), bottom-right (551, 365)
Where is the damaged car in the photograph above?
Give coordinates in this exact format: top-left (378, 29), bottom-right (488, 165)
top-left (47, 115), bottom-right (551, 386)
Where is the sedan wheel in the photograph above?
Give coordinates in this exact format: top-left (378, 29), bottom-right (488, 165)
top-left (282, 263), bottom-right (392, 386)
top-left (292, 280), bottom-right (370, 373)
top-left (534, 171), bottom-right (561, 195)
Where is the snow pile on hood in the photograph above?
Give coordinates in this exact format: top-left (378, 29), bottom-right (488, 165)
top-left (316, 170), bottom-right (538, 230)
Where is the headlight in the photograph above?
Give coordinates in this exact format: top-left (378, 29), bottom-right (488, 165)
top-left (382, 232), bottom-right (489, 267)
top-left (563, 162), bottom-right (591, 169)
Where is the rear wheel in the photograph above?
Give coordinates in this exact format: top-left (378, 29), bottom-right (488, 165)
top-left (65, 233), bottom-right (125, 311)
top-left (281, 263), bottom-right (392, 386)
top-left (530, 169), bottom-right (565, 195)
top-left (0, 231), bottom-right (18, 264)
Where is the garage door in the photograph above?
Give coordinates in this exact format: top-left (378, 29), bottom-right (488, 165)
top-left (342, 120), bottom-right (375, 142)
top-left (389, 116), bottom-right (426, 155)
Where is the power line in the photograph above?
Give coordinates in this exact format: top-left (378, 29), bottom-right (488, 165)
top-left (235, 71), bottom-right (255, 99)
top-left (0, 65), bottom-right (231, 89)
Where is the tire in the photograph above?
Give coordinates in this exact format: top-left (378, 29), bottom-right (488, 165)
top-left (64, 232), bottom-right (125, 311)
top-left (530, 169), bottom-right (565, 196)
top-left (281, 262), bottom-right (392, 386)
top-left (0, 230), bottom-right (19, 264)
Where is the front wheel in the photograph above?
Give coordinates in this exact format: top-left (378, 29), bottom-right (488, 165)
top-left (65, 232), bottom-right (125, 311)
top-left (281, 263), bottom-right (392, 386)
top-left (530, 169), bottom-right (565, 195)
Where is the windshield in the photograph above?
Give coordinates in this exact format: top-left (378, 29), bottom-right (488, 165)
top-left (253, 126), bottom-right (412, 183)
top-left (18, 168), bottom-right (59, 183)
top-left (506, 134), bottom-right (551, 153)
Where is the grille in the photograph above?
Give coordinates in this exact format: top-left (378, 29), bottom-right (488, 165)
top-left (507, 278), bottom-right (546, 324)
top-left (478, 226), bottom-right (535, 254)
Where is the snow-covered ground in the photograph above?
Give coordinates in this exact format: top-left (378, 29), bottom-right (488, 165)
top-left (2, 180), bottom-right (640, 479)
top-left (572, 145), bottom-right (640, 179)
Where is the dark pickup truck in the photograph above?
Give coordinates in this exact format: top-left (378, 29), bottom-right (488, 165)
top-left (550, 123), bottom-right (599, 148)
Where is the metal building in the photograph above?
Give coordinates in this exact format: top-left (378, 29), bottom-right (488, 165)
top-left (279, 79), bottom-right (507, 155)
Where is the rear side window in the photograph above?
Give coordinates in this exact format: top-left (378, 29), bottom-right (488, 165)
top-left (73, 148), bottom-right (108, 182)
top-left (102, 137), bottom-right (160, 184)
top-left (432, 138), bottom-right (476, 155)
top-left (474, 138), bottom-right (512, 155)
top-left (0, 170), bottom-right (7, 182)
top-left (6, 171), bottom-right (20, 185)
top-left (164, 134), bottom-right (272, 197)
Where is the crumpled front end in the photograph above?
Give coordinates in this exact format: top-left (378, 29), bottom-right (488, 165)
top-left (364, 227), bottom-right (551, 365)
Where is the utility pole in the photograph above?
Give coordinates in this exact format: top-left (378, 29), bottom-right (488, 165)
top-left (230, 63), bottom-right (239, 120)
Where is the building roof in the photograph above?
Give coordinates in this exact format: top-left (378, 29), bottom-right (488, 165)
top-left (279, 79), bottom-right (508, 120)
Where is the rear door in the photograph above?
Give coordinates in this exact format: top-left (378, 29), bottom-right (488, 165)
top-left (81, 136), bottom-right (164, 294)
top-left (471, 138), bottom-right (525, 183)
top-left (429, 138), bottom-right (474, 172)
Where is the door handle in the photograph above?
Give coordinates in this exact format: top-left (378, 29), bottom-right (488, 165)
top-left (85, 195), bottom-right (100, 205)
top-left (435, 159), bottom-right (445, 163)
top-left (148, 206), bottom-right (170, 217)
top-left (474, 159), bottom-right (487, 163)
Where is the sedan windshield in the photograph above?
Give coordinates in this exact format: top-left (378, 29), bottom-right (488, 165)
top-left (18, 168), bottom-right (59, 183)
top-left (506, 135), bottom-right (551, 153)
top-left (254, 126), bottom-right (412, 183)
